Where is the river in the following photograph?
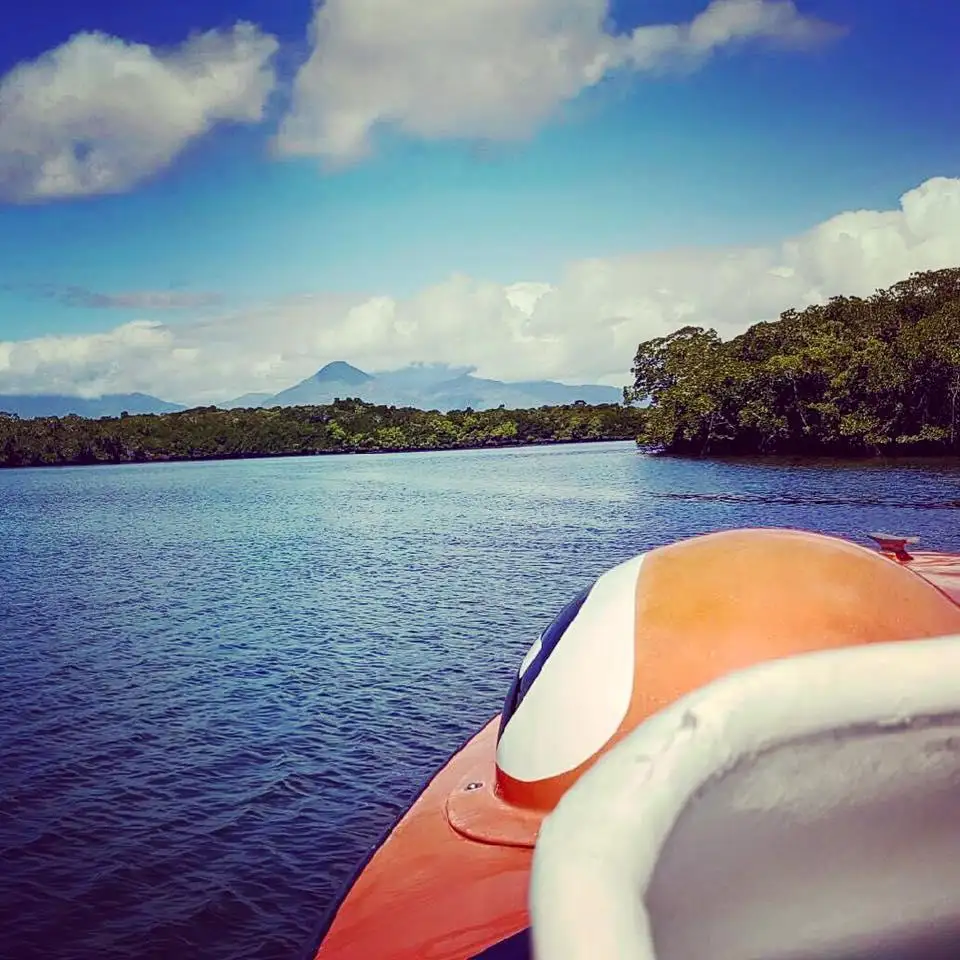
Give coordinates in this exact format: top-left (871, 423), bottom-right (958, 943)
top-left (1, 442), bottom-right (958, 959)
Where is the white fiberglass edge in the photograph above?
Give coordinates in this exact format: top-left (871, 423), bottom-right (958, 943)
top-left (530, 633), bottom-right (960, 960)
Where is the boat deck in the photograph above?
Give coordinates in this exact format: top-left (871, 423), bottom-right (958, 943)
top-left (908, 551), bottom-right (960, 606)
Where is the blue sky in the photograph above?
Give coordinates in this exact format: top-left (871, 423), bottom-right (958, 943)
top-left (0, 1), bottom-right (958, 401)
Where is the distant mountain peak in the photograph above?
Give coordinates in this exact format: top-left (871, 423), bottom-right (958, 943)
top-left (313, 361), bottom-right (372, 385)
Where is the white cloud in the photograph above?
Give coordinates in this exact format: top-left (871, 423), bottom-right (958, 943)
top-left (275, 0), bottom-right (842, 161)
top-left (0, 0), bottom-right (840, 200)
top-left (0, 24), bottom-right (278, 201)
top-left (1, 176), bottom-right (958, 403)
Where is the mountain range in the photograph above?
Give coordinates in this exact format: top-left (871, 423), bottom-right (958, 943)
top-left (0, 362), bottom-right (623, 419)
top-left (0, 392), bottom-right (184, 419)
top-left (222, 362), bottom-right (622, 411)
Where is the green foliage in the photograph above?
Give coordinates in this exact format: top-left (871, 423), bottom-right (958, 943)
top-left (627, 267), bottom-right (960, 456)
top-left (0, 399), bottom-right (646, 469)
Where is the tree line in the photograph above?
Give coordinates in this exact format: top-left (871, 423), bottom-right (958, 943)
top-left (625, 266), bottom-right (960, 456)
top-left (0, 399), bottom-right (645, 468)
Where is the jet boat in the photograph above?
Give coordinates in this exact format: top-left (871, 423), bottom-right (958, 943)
top-left (307, 528), bottom-right (960, 960)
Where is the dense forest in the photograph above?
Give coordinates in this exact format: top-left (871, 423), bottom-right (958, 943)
top-left (0, 399), bottom-right (645, 468)
top-left (625, 267), bottom-right (960, 457)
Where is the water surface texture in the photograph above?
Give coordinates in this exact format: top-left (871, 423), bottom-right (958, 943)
top-left (2, 443), bottom-right (959, 959)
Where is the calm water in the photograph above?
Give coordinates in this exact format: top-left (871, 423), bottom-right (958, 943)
top-left (2, 442), bottom-right (959, 960)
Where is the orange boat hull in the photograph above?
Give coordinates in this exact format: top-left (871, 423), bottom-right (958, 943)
top-left (310, 532), bottom-right (960, 960)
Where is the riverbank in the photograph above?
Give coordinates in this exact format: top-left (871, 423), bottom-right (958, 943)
top-left (0, 399), bottom-right (646, 469)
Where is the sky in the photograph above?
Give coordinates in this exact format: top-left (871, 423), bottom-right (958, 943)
top-left (0, 0), bottom-right (958, 403)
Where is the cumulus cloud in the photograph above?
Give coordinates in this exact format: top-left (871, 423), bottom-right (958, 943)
top-left (0, 0), bottom-right (839, 200)
top-left (0, 320), bottom-right (181, 398)
top-left (0, 24), bottom-right (278, 201)
top-left (275, 0), bottom-right (842, 161)
top-left (1, 176), bottom-right (958, 403)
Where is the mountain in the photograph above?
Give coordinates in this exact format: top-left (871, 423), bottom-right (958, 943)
top-left (412, 373), bottom-right (622, 410)
top-left (0, 393), bottom-right (184, 419)
top-left (240, 361), bottom-right (375, 408)
top-left (218, 392), bottom-right (275, 410)
top-left (226, 362), bottom-right (622, 411)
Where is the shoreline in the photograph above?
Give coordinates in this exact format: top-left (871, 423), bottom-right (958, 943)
top-left (0, 435), bottom-right (637, 471)
top-left (0, 399), bottom-right (647, 471)
top-left (4, 438), bottom-right (958, 471)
